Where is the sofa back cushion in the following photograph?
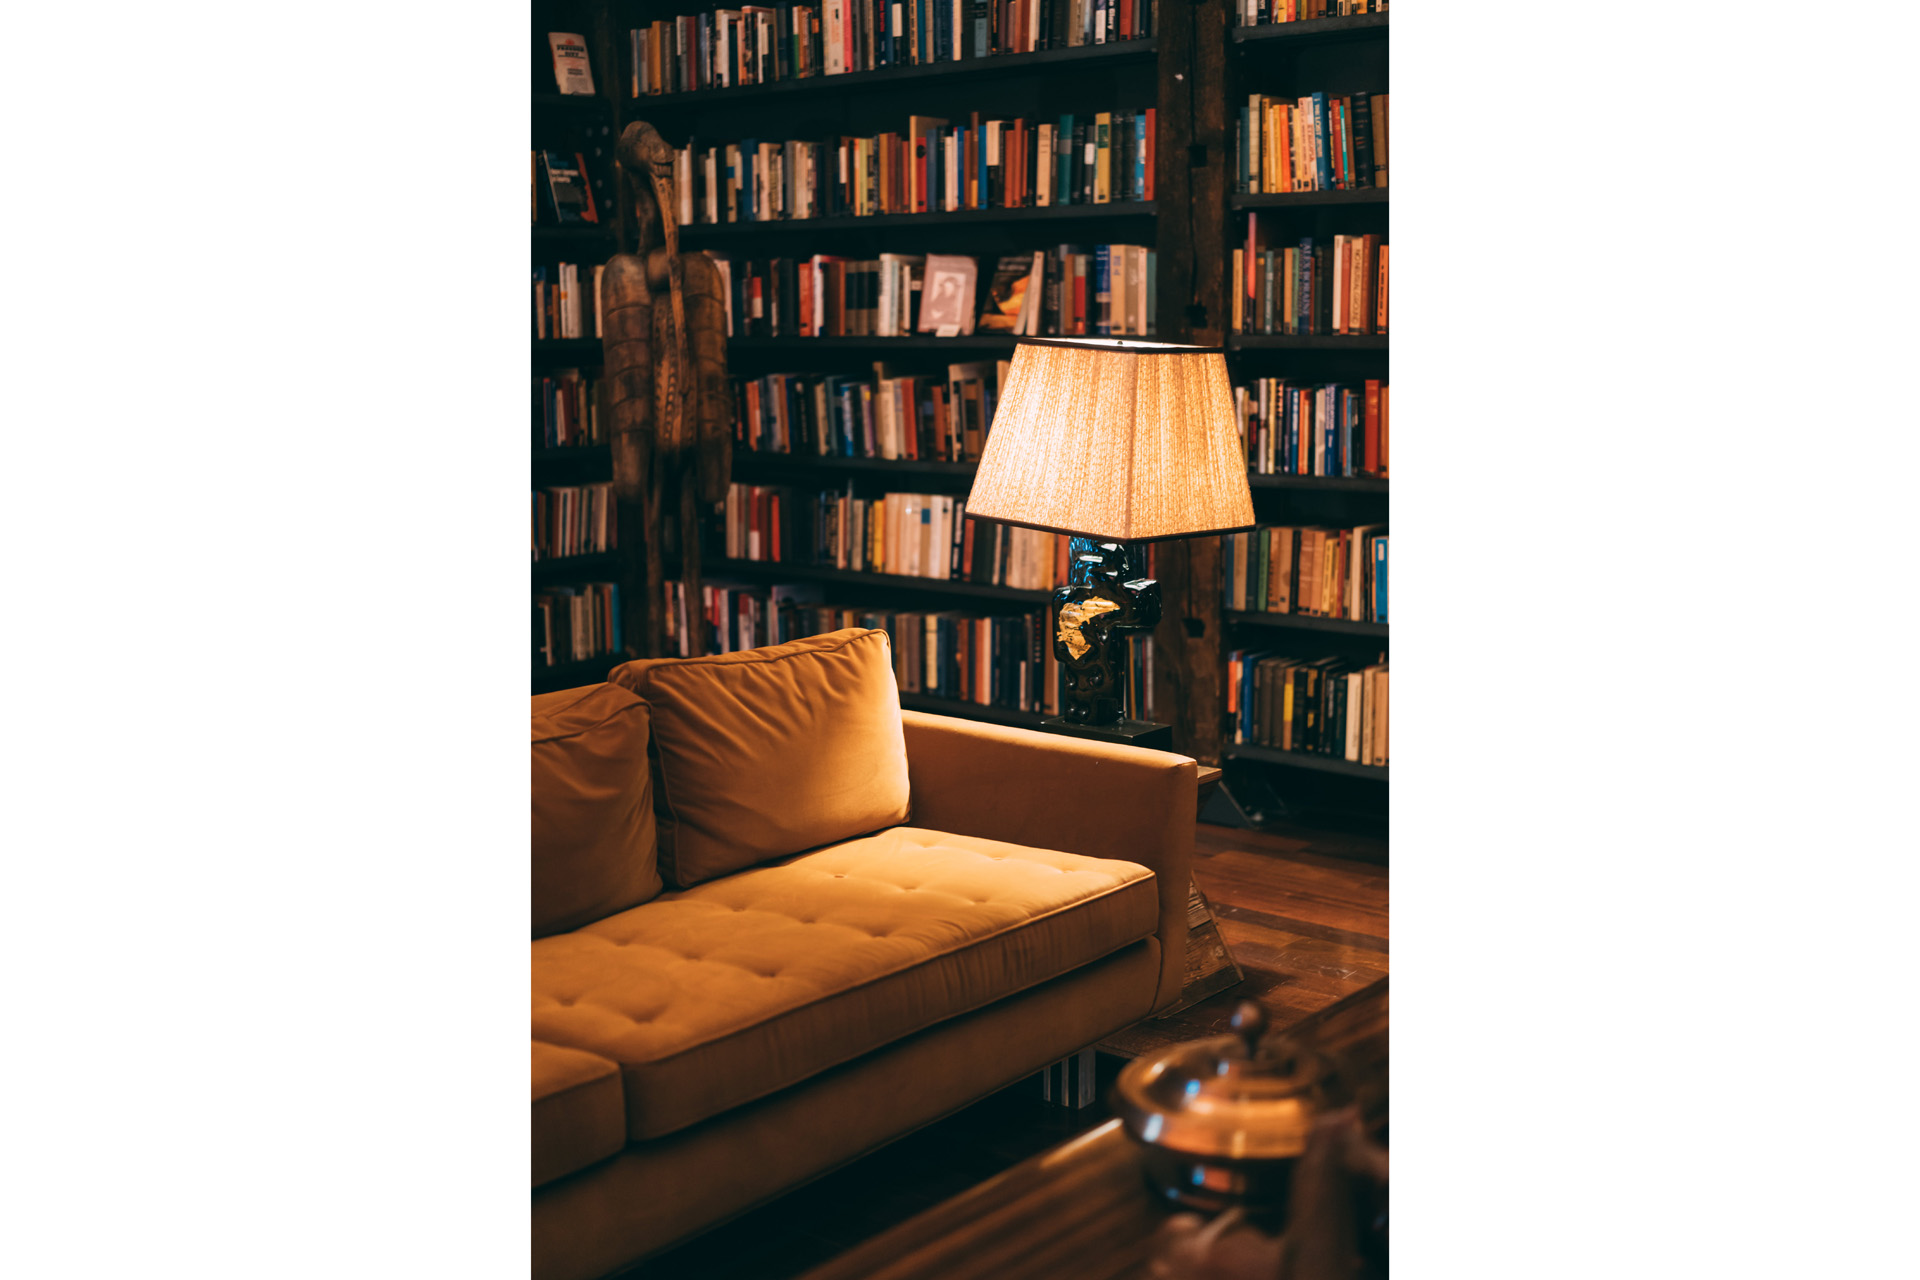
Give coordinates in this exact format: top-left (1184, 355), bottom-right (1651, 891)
top-left (608, 628), bottom-right (911, 887)
top-left (532, 684), bottom-right (661, 937)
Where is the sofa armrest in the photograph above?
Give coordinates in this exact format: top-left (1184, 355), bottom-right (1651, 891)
top-left (900, 710), bottom-right (1195, 1013)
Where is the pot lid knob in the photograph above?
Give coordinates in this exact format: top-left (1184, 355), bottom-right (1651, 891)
top-left (1229, 1000), bottom-right (1269, 1058)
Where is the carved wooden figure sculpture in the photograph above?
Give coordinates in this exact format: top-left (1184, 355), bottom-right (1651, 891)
top-left (602, 120), bottom-right (732, 658)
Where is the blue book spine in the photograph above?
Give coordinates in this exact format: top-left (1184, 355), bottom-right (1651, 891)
top-left (1093, 245), bottom-right (1111, 335)
top-left (1321, 389), bottom-right (1334, 477)
top-left (1134, 111), bottom-right (1147, 200)
top-left (1284, 387), bottom-right (1297, 474)
top-left (1373, 538), bottom-right (1388, 623)
top-left (1311, 93), bottom-right (1333, 192)
top-left (1056, 115), bottom-right (1074, 204)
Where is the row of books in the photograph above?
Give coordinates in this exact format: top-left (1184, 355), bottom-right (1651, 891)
top-left (1233, 224), bottom-right (1387, 336)
top-left (664, 583), bottom-right (1157, 720)
top-left (721, 483), bottom-right (1077, 591)
top-left (536, 370), bottom-right (604, 450)
top-left (533, 583), bottom-right (623, 668)
top-left (1234, 378), bottom-right (1387, 477)
top-left (712, 245), bottom-right (1154, 339)
top-left (630, 1), bottom-right (1156, 96)
top-left (671, 108), bottom-right (1152, 225)
top-left (1228, 651), bottom-right (1389, 766)
top-left (533, 263), bottom-right (604, 340)
top-left (532, 483), bottom-right (616, 562)
top-left (736, 361), bottom-right (1007, 460)
top-left (1236, 91), bottom-right (1387, 194)
top-left (1235, 1), bottom-right (1385, 26)
top-left (1224, 525), bottom-right (1387, 623)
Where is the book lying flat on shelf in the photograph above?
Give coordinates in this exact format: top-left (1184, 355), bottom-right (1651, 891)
top-left (548, 33), bottom-right (596, 95)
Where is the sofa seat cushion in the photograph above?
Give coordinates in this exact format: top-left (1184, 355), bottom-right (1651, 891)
top-left (530, 826), bottom-right (1159, 1140)
top-left (532, 1042), bottom-right (627, 1189)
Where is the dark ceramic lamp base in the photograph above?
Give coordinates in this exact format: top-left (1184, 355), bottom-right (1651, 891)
top-left (1047, 537), bottom-right (1174, 750)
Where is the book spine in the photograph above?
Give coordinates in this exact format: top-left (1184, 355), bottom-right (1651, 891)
top-left (1093, 244), bottom-right (1111, 335)
top-left (1311, 92), bottom-right (1332, 191)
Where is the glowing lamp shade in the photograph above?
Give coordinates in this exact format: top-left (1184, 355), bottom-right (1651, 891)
top-left (965, 338), bottom-right (1255, 543)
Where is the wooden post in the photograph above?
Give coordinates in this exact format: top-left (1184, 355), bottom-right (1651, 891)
top-left (1151, 0), bottom-right (1231, 765)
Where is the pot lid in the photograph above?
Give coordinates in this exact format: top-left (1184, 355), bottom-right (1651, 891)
top-left (1114, 1001), bottom-right (1341, 1161)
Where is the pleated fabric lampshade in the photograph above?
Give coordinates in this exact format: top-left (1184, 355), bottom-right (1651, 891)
top-left (965, 338), bottom-right (1256, 543)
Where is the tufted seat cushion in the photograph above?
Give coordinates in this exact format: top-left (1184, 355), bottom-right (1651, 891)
top-left (532, 1041), bottom-right (627, 1189)
top-left (530, 826), bottom-right (1159, 1140)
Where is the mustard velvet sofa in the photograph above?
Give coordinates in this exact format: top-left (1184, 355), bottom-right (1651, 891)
top-left (531, 629), bottom-right (1196, 1280)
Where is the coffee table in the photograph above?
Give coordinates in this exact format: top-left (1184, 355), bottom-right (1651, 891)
top-left (796, 981), bottom-right (1387, 1280)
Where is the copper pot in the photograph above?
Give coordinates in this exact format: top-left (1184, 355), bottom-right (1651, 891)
top-left (1113, 1001), bottom-right (1344, 1216)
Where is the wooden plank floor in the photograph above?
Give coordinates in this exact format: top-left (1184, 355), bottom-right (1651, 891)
top-left (631, 820), bottom-right (1386, 1280)
top-left (1101, 821), bottom-right (1388, 1058)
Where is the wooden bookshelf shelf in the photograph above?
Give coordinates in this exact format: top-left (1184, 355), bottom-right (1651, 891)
top-left (677, 202), bottom-right (1155, 241)
top-left (1225, 611), bottom-right (1386, 638)
top-left (532, 225), bottom-right (615, 245)
top-left (531, 552), bottom-right (622, 582)
top-left (625, 39), bottom-right (1156, 109)
top-left (532, 654), bottom-right (624, 693)
top-left (1248, 473), bottom-right (1387, 493)
top-left (1230, 189), bottom-right (1387, 209)
top-left (1230, 14), bottom-right (1388, 46)
top-left (710, 559), bottom-right (1051, 603)
top-left (1228, 334), bottom-right (1387, 351)
top-left (897, 692), bottom-right (1049, 728)
top-left (532, 445), bottom-right (610, 465)
top-left (532, 339), bottom-right (604, 365)
top-left (533, 91), bottom-right (610, 111)
top-left (1223, 743), bottom-right (1387, 780)
top-left (726, 334), bottom-right (1019, 353)
top-left (730, 456), bottom-right (1381, 490)
top-left (732, 453), bottom-right (979, 477)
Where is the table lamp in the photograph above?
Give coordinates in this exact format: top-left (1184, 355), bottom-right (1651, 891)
top-left (965, 337), bottom-right (1255, 749)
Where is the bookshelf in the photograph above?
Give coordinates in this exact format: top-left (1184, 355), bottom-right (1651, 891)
top-left (1213, 4), bottom-right (1388, 819)
top-left (532, 2), bottom-right (630, 691)
top-left (530, 1), bottom-right (1387, 822)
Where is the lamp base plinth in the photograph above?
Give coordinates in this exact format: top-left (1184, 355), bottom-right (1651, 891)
top-left (1038, 716), bottom-right (1175, 752)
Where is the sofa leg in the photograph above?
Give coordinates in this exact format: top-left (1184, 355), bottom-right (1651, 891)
top-left (1039, 1047), bottom-right (1097, 1109)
